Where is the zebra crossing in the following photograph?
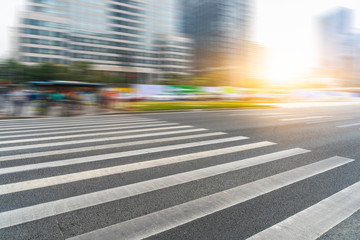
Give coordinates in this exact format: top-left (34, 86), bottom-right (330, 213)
top-left (0, 115), bottom-right (359, 239)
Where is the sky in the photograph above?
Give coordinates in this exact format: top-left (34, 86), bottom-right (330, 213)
top-left (0, 0), bottom-right (360, 77)
top-left (0, 0), bottom-right (26, 58)
top-left (255, 0), bottom-right (360, 81)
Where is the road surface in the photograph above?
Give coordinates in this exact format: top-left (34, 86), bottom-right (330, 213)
top-left (0, 103), bottom-right (359, 239)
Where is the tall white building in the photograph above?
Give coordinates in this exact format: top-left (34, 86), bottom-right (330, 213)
top-left (16, 0), bottom-right (193, 83)
top-left (318, 7), bottom-right (360, 86)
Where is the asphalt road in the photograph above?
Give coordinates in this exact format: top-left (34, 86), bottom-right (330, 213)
top-left (0, 103), bottom-right (360, 240)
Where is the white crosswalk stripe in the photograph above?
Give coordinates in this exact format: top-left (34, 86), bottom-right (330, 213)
top-left (0, 121), bottom-right (170, 139)
top-left (280, 116), bottom-right (331, 121)
top-left (306, 117), bottom-right (354, 124)
top-left (256, 114), bottom-right (342, 124)
top-left (0, 115), bottom-right (149, 126)
top-left (0, 136), bottom-right (250, 175)
top-left (0, 115), bottom-right (357, 240)
top-left (0, 117), bottom-right (153, 131)
top-left (258, 114), bottom-right (303, 119)
top-left (0, 115), bottom-right (152, 125)
top-left (232, 112), bottom-right (286, 117)
top-left (0, 148), bottom-right (312, 230)
top-left (337, 122), bottom-right (360, 128)
top-left (66, 157), bottom-right (353, 240)
top-left (0, 127), bottom-right (206, 152)
top-left (0, 132), bottom-right (225, 163)
top-left (248, 181), bottom-right (360, 240)
top-left (0, 120), bottom-right (166, 136)
top-left (0, 123), bottom-right (180, 145)
top-left (0, 141), bottom-right (282, 195)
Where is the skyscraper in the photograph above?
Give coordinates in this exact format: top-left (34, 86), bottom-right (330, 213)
top-left (16, 0), bottom-right (192, 83)
top-left (181, 0), bottom-right (252, 86)
top-left (318, 7), bottom-right (360, 86)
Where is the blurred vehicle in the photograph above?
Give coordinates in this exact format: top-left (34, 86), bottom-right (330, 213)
top-left (174, 93), bottom-right (192, 100)
top-left (117, 93), bottom-right (146, 102)
top-left (190, 93), bottom-right (223, 101)
top-left (147, 93), bottom-right (175, 101)
top-left (220, 93), bottom-right (242, 100)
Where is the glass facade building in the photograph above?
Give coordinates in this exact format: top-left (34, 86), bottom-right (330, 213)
top-left (16, 0), bottom-right (193, 83)
top-left (181, 0), bottom-right (252, 84)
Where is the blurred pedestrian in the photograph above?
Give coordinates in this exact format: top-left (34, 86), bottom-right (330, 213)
top-left (50, 91), bottom-right (65, 116)
top-left (83, 91), bottom-right (96, 114)
top-left (38, 90), bottom-right (50, 116)
top-left (10, 87), bottom-right (28, 116)
top-left (0, 87), bottom-right (8, 113)
top-left (64, 91), bottom-right (78, 116)
top-left (28, 90), bottom-right (39, 116)
top-left (99, 91), bottom-right (108, 110)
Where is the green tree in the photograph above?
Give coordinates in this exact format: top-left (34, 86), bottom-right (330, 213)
top-left (188, 76), bottom-right (208, 86)
top-left (160, 73), bottom-right (187, 85)
top-left (0, 59), bottom-right (26, 83)
top-left (69, 61), bottom-right (93, 81)
top-left (32, 62), bottom-right (60, 81)
top-left (0, 59), bottom-right (144, 85)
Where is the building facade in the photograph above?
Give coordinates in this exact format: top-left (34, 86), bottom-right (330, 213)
top-left (181, 0), bottom-right (252, 86)
top-left (318, 7), bottom-right (360, 86)
top-left (16, 0), bottom-right (193, 83)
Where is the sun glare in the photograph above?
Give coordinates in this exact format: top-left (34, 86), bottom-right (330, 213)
top-left (266, 52), bottom-right (309, 87)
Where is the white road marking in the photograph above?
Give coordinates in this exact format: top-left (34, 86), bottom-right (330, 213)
top-left (248, 181), bottom-right (360, 240)
top-left (66, 156), bottom-right (353, 240)
top-left (232, 113), bottom-right (285, 117)
top-left (0, 123), bottom-right (182, 145)
top-left (306, 117), bottom-right (354, 124)
top-left (280, 116), bottom-right (331, 121)
top-left (0, 136), bottom-right (250, 175)
top-left (337, 122), bottom-right (360, 128)
top-left (260, 113), bottom-right (285, 115)
top-left (259, 114), bottom-right (303, 119)
top-left (272, 102), bottom-right (360, 108)
top-left (143, 109), bottom-right (262, 115)
top-left (0, 141), bottom-right (284, 195)
top-left (0, 118), bottom-right (155, 131)
top-left (0, 121), bottom-right (169, 139)
top-left (0, 148), bottom-right (312, 230)
top-left (0, 114), bottom-right (137, 124)
top-left (0, 127), bottom-right (205, 152)
top-left (0, 132), bottom-right (225, 163)
top-left (0, 119), bottom-right (164, 135)
top-left (0, 116), bottom-right (145, 126)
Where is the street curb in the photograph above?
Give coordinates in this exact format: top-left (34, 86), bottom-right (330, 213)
top-left (99, 107), bottom-right (272, 115)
